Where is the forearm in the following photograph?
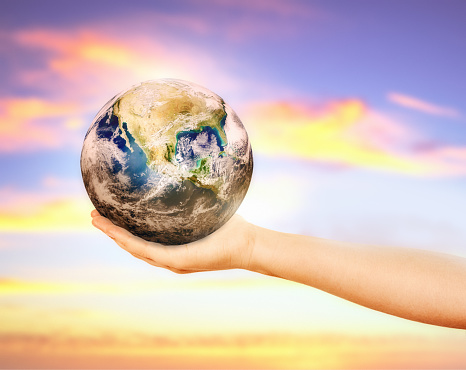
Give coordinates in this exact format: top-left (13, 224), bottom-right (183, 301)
top-left (247, 224), bottom-right (466, 329)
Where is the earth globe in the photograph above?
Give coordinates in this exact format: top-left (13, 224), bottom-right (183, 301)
top-left (81, 79), bottom-right (253, 245)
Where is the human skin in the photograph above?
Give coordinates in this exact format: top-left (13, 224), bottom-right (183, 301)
top-left (91, 210), bottom-right (466, 330)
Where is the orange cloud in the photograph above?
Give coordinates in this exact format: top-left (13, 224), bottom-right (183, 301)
top-left (12, 28), bottom-right (217, 95)
top-left (244, 100), bottom-right (466, 176)
top-left (1, 25), bottom-right (241, 152)
top-left (0, 97), bottom-right (82, 151)
top-left (388, 92), bottom-right (461, 118)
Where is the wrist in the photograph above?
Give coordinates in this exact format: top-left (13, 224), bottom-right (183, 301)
top-left (242, 226), bottom-right (317, 281)
top-left (234, 220), bottom-right (257, 271)
top-left (242, 224), bottom-right (279, 276)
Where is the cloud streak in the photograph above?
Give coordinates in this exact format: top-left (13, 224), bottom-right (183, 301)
top-left (388, 92), bottom-right (461, 118)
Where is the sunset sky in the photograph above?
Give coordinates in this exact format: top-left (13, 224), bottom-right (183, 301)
top-left (1, 0), bottom-right (466, 368)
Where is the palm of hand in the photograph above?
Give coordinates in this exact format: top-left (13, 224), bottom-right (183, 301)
top-left (91, 210), bottom-right (254, 274)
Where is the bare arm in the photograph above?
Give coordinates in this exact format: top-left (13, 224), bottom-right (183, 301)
top-left (91, 210), bottom-right (466, 329)
top-left (249, 225), bottom-right (466, 329)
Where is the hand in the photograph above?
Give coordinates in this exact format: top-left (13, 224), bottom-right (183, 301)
top-left (91, 210), bottom-right (466, 328)
top-left (91, 210), bottom-right (256, 274)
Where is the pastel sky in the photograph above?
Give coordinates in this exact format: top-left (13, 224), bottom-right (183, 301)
top-left (1, 0), bottom-right (466, 368)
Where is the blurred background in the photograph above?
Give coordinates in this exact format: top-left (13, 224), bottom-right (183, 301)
top-left (1, 0), bottom-right (466, 368)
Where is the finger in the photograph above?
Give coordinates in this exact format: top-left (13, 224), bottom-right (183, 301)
top-left (92, 215), bottom-right (147, 251)
top-left (167, 267), bottom-right (193, 274)
top-left (91, 209), bottom-right (100, 218)
top-left (129, 252), bottom-right (165, 269)
top-left (91, 215), bottom-right (176, 267)
top-left (128, 251), bottom-right (194, 274)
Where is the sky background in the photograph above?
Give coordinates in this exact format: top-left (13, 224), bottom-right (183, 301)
top-left (1, 0), bottom-right (466, 368)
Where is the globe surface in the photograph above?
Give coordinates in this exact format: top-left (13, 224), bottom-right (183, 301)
top-left (81, 79), bottom-right (253, 245)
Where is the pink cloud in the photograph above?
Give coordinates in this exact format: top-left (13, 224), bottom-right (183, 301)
top-left (345, 110), bottom-right (423, 152)
top-left (0, 97), bottom-right (83, 152)
top-left (244, 99), bottom-right (466, 177)
top-left (13, 29), bottom-right (177, 92)
top-left (417, 146), bottom-right (466, 176)
top-left (388, 92), bottom-right (461, 118)
top-left (0, 24), bottom-right (242, 152)
top-left (10, 25), bottom-right (237, 96)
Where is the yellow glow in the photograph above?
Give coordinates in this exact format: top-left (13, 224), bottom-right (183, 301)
top-left (0, 278), bottom-right (124, 296)
top-left (245, 100), bottom-right (466, 176)
top-left (0, 276), bottom-right (284, 296)
top-left (0, 197), bottom-right (93, 231)
top-left (0, 279), bottom-right (74, 295)
top-left (64, 117), bottom-right (85, 129)
top-left (79, 42), bottom-right (133, 67)
top-left (1, 276), bottom-right (465, 368)
top-left (1, 98), bottom-right (77, 122)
